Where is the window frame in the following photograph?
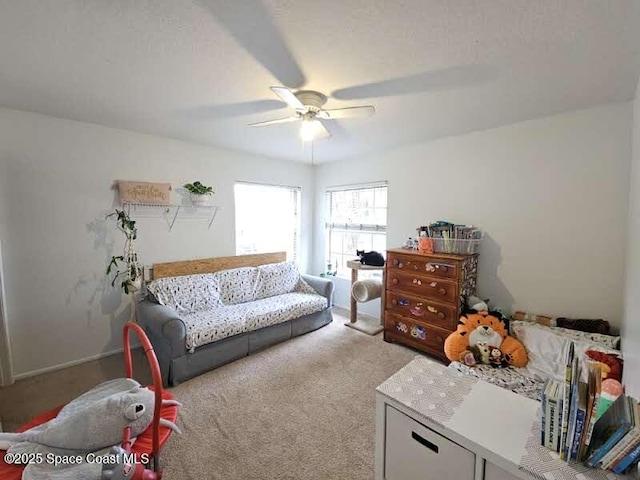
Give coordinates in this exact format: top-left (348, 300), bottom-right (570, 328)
top-left (325, 182), bottom-right (388, 278)
top-left (234, 181), bottom-right (302, 263)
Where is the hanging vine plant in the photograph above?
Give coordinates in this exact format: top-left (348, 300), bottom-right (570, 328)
top-left (106, 208), bottom-right (142, 294)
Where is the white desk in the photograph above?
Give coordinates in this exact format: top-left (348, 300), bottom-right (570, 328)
top-left (375, 357), bottom-right (632, 480)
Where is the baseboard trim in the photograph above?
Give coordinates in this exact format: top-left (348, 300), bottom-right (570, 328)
top-left (13, 346), bottom-right (135, 381)
top-left (333, 304), bottom-right (380, 323)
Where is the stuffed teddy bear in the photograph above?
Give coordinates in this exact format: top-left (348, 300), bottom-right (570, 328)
top-left (444, 313), bottom-right (528, 367)
top-left (475, 341), bottom-right (491, 364)
top-left (459, 343), bottom-right (490, 367)
top-left (460, 342), bottom-right (507, 368)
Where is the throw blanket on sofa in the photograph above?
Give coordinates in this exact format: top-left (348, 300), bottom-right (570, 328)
top-left (147, 262), bottom-right (328, 351)
top-left (182, 292), bottom-right (327, 350)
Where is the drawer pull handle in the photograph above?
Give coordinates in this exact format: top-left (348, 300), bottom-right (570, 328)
top-left (438, 288), bottom-right (446, 295)
top-left (392, 278), bottom-right (398, 285)
top-left (426, 305), bottom-right (445, 319)
top-left (412, 432), bottom-right (439, 454)
top-left (412, 278), bottom-right (422, 285)
top-left (426, 262), bottom-right (449, 273)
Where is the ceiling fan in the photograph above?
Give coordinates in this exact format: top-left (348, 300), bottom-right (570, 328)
top-left (248, 87), bottom-right (375, 142)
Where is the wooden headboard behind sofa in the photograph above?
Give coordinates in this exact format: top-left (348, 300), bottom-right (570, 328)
top-left (152, 252), bottom-right (287, 279)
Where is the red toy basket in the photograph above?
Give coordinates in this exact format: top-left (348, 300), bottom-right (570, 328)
top-left (0, 322), bottom-right (179, 479)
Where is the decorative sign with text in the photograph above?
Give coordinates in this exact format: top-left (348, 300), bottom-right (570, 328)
top-left (117, 180), bottom-right (171, 205)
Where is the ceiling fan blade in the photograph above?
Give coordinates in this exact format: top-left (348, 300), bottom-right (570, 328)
top-left (198, 0), bottom-right (305, 88)
top-left (270, 86), bottom-right (305, 110)
top-left (314, 121), bottom-right (331, 140)
top-left (321, 119), bottom-right (350, 140)
top-left (319, 106), bottom-right (375, 119)
top-left (331, 65), bottom-right (496, 100)
top-left (248, 116), bottom-right (299, 127)
top-left (184, 99), bottom-right (287, 120)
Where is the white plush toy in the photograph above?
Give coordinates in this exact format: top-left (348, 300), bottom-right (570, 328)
top-left (0, 378), bottom-right (181, 480)
top-left (466, 295), bottom-right (489, 313)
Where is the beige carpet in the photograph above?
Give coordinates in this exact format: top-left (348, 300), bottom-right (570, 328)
top-left (0, 347), bottom-right (152, 433)
top-left (344, 316), bottom-right (384, 336)
top-left (163, 315), bottom-right (417, 479)
top-left (1, 312), bottom-right (418, 479)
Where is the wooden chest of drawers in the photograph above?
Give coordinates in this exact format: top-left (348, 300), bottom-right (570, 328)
top-left (383, 248), bottom-right (478, 361)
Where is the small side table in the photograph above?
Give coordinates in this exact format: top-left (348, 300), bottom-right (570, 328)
top-left (346, 260), bottom-right (385, 334)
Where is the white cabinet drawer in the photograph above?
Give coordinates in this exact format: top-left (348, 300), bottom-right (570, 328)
top-left (484, 462), bottom-right (521, 480)
top-left (385, 405), bottom-right (475, 480)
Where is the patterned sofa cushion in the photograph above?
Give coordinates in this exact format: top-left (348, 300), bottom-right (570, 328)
top-left (182, 303), bottom-right (250, 351)
top-left (244, 292), bottom-right (326, 332)
top-left (294, 277), bottom-right (320, 295)
top-left (254, 262), bottom-right (300, 300)
top-left (213, 267), bottom-right (260, 305)
top-left (147, 273), bottom-right (222, 314)
top-left (181, 292), bottom-right (327, 351)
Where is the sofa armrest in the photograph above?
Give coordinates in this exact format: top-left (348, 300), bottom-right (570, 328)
top-left (136, 300), bottom-right (187, 357)
top-left (301, 274), bottom-right (334, 307)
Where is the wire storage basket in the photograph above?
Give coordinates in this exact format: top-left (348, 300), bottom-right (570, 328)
top-left (430, 235), bottom-right (482, 255)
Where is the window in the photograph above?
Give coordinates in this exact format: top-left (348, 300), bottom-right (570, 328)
top-left (326, 183), bottom-right (387, 277)
top-left (235, 182), bottom-right (301, 262)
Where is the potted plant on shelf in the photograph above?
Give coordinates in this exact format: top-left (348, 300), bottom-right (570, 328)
top-left (184, 181), bottom-right (214, 206)
top-left (106, 208), bottom-right (142, 295)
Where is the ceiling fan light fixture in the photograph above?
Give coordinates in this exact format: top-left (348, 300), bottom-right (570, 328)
top-left (300, 118), bottom-right (321, 142)
top-left (249, 87), bottom-right (374, 144)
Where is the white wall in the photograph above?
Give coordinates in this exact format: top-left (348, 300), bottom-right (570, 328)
top-left (0, 101), bottom-right (634, 379)
top-left (0, 108), bottom-right (314, 378)
top-left (622, 83), bottom-right (640, 398)
top-left (0, 156), bottom-right (12, 385)
top-left (314, 103), bottom-right (632, 328)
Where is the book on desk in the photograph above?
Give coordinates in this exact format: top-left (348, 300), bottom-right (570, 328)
top-left (541, 341), bottom-right (640, 474)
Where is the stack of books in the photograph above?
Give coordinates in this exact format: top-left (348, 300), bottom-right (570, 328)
top-left (540, 341), bottom-right (640, 474)
top-left (417, 221), bottom-right (482, 242)
top-left (416, 221), bottom-right (482, 254)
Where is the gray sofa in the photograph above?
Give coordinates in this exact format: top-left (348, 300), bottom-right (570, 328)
top-left (137, 268), bottom-right (334, 387)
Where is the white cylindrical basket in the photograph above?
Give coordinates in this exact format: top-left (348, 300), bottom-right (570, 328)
top-left (351, 278), bottom-right (383, 303)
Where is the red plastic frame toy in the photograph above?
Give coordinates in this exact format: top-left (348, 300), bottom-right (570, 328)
top-left (120, 321), bottom-right (167, 479)
top-left (0, 322), bottom-right (179, 480)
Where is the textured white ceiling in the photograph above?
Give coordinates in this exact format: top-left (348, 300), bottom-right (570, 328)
top-left (0, 0), bottom-right (639, 163)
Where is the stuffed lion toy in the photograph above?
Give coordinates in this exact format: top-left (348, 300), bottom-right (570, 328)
top-left (444, 313), bottom-right (528, 367)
